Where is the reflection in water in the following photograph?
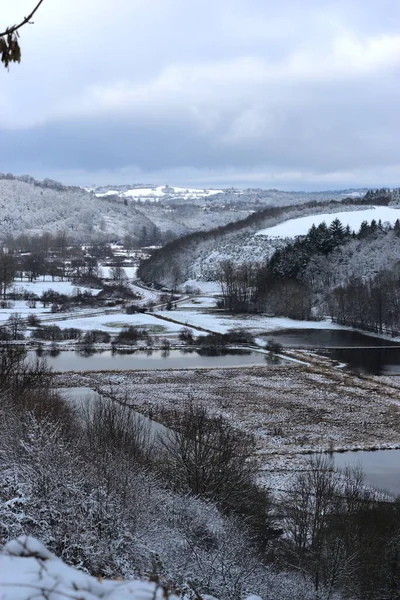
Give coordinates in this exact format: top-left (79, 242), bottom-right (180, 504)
top-left (268, 328), bottom-right (400, 376)
top-left (29, 348), bottom-right (272, 372)
top-left (265, 352), bottom-right (281, 365)
top-left (334, 449), bottom-right (400, 495)
top-left (58, 387), bottom-right (171, 447)
top-left (322, 347), bottom-right (400, 376)
top-left (48, 344), bottom-right (60, 357)
top-left (76, 347), bottom-right (97, 357)
top-left (270, 328), bottom-right (399, 348)
top-left (196, 347), bottom-right (251, 357)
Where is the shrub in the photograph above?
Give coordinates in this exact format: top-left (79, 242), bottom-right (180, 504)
top-left (32, 325), bottom-right (63, 341)
top-left (83, 330), bottom-right (111, 344)
top-left (266, 338), bottom-right (282, 353)
top-left (0, 300), bottom-right (13, 309)
top-left (161, 337), bottom-right (171, 350)
top-left (224, 328), bottom-right (254, 345)
top-left (27, 313), bottom-right (41, 327)
top-left (179, 326), bottom-right (194, 343)
top-left (158, 401), bottom-right (272, 542)
top-left (126, 304), bottom-right (147, 314)
top-left (62, 327), bottom-right (82, 340)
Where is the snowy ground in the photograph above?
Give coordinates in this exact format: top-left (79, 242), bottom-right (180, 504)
top-left (44, 312), bottom-right (186, 333)
top-left (0, 536), bottom-right (185, 600)
top-left (100, 265), bottom-right (138, 279)
top-left (11, 279), bottom-right (102, 296)
top-left (255, 206), bottom-right (400, 238)
top-left (167, 308), bottom-right (344, 335)
top-left (179, 279), bottom-right (222, 294)
top-left (177, 296), bottom-right (219, 309)
top-left (0, 300), bottom-right (52, 322)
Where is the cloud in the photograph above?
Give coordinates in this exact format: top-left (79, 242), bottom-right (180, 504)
top-left (0, 0), bottom-right (399, 189)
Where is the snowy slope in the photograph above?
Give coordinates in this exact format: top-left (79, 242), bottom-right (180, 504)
top-left (0, 537), bottom-right (182, 600)
top-left (255, 206), bottom-right (400, 238)
top-left (0, 536), bottom-right (260, 600)
top-left (0, 179), bottom-right (157, 241)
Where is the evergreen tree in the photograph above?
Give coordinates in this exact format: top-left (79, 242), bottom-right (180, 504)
top-left (329, 218), bottom-right (345, 244)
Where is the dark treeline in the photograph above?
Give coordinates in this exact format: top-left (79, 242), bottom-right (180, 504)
top-left (329, 270), bottom-right (400, 334)
top-left (217, 218), bottom-right (352, 316)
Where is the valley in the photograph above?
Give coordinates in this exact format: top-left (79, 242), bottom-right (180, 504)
top-left (2, 180), bottom-right (400, 600)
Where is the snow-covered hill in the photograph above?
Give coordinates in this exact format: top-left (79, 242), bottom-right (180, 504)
top-left (92, 183), bottom-right (368, 208)
top-left (256, 206), bottom-right (400, 238)
top-left (138, 201), bottom-right (400, 287)
top-left (0, 176), bottom-right (254, 243)
top-left (0, 178), bottom-right (159, 242)
top-left (0, 174), bottom-right (385, 249)
top-left (96, 185), bottom-right (224, 202)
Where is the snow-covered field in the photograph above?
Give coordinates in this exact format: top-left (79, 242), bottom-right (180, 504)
top-left (180, 279), bottom-right (222, 294)
top-left (177, 296), bottom-right (219, 309)
top-left (171, 308), bottom-right (344, 335)
top-left (255, 206), bottom-right (400, 238)
top-left (62, 352), bottom-right (400, 487)
top-left (0, 300), bottom-right (52, 321)
top-left (11, 279), bottom-right (102, 296)
top-left (96, 185), bottom-right (223, 201)
top-left (44, 312), bottom-right (185, 333)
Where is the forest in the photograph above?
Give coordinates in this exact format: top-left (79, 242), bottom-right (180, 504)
top-left (215, 217), bottom-right (400, 334)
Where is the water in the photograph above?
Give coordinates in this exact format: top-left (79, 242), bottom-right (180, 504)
top-left (58, 389), bottom-right (400, 495)
top-left (334, 449), bottom-right (400, 495)
top-left (34, 348), bottom-right (277, 372)
top-left (267, 328), bottom-right (398, 348)
top-left (266, 329), bottom-right (400, 375)
top-left (322, 347), bottom-right (400, 376)
top-left (57, 387), bottom-right (170, 443)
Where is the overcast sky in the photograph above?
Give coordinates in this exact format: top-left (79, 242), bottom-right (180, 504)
top-left (0, 0), bottom-right (399, 190)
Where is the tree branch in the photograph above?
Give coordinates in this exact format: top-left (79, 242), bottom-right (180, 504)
top-left (0, 0), bottom-right (45, 38)
top-left (0, 1), bottom-right (45, 68)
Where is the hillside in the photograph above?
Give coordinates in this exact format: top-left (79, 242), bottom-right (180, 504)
top-left (92, 182), bottom-right (367, 207)
top-left (0, 175), bottom-right (393, 252)
top-left (138, 200), bottom-right (397, 286)
top-left (0, 176), bottom-right (252, 243)
top-left (0, 177), bottom-right (156, 242)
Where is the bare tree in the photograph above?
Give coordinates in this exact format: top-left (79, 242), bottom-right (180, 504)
top-left (0, 250), bottom-right (15, 298)
top-left (158, 401), bottom-right (271, 543)
top-left (6, 312), bottom-right (26, 340)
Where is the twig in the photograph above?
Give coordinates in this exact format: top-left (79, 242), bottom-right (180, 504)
top-left (0, 0), bottom-right (45, 37)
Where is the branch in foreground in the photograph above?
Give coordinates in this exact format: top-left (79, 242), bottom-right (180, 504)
top-left (0, 1), bottom-right (45, 68)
